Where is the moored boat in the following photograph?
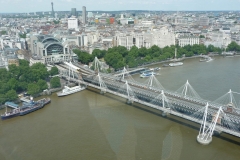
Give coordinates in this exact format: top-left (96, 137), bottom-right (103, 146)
top-left (57, 85), bottom-right (86, 97)
top-left (140, 71), bottom-right (156, 78)
top-left (1, 108), bottom-right (20, 120)
top-left (19, 98), bottom-right (51, 116)
top-left (169, 48), bottom-right (183, 67)
top-left (169, 62), bottom-right (183, 67)
top-left (1, 98), bottom-right (51, 119)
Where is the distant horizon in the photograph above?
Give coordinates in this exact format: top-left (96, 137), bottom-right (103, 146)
top-left (1, 10), bottom-right (240, 14)
top-left (0, 0), bottom-right (240, 13)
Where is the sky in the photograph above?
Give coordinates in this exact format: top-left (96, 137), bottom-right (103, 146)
top-left (0, 0), bottom-right (240, 13)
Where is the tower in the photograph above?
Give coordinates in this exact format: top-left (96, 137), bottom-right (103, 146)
top-left (82, 6), bottom-right (86, 24)
top-left (51, 2), bottom-right (55, 18)
top-left (71, 8), bottom-right (77, 17)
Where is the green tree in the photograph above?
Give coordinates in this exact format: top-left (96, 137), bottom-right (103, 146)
top-left (6, 90), bottom-right (18, 101)
top-left (7, 78), bottom-right (18, 90)
top-left (37, 79), bottom-right (48, 91)
top-left (226, 42), bottom-right (240, 52)
top-left (0, 30), bottom-right (7, 35)
top-left (0, 94), bottom-right (6, 104)
top-left (30, 63), bottom-right (49, 81)
top-left (50, 77), bottom-right (61, 88)
top-left (49, 66), bottom-right (59, 76)
top-left (19, 33), bottom-right (27, 38)
top-left (104, 51), bottom-right (125, 70)
top-left (27, 83), bottom-right (41, 95)
top-left (129, 46), bottom-right (139, 58)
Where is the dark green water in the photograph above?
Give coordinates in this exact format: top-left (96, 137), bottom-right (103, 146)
top-left (1, 56), bottom-right (240, 160)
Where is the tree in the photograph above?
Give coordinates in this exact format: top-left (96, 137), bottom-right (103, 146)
top-left (226, 42), bottom-right (240, 52)
top-left (6, 90), bottom-right (18, 101)
top-left (92, 49), bottom-right (106, 59)
top-left (7, 78), bottom-right (18, 90)
top-left (19, 33), bottom-right (27, 38)
top-left (0, 94), bottom-right (6, 104)
top-left (50, 77), bottom-right (61, 88)
top-left (104, 51), bottom-right (125, 70)
top-left (27, 83), bottom-right (41, 95)
top-left (0, 31), bottom-right (7, 35)
top-left (37, 79), bottom-right (48, 91)
top-left (49, 66), bottom-right (59, 76)
top-left (129, 46), bottom-right (139, 58)
top-left (30, 63), bottom-right (49, 81)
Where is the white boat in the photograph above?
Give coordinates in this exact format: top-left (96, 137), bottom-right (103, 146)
top-left (206, 57), bottom-right (213, 62)
top-left (200, 56), bottom-right (213, 62)
top-left (169, 62), bottom-right (183, 67)
top-left (57, 85), bottom-right (86, 97)
top-left (57, 64), bottom-right (85, 97)
top-left (140, 72), bottom-right (156, 78)
top-left (169, 48), bottom-right (183, 67)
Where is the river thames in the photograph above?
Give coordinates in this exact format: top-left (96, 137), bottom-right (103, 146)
top-left (1, 56), bottom-right (240, 160)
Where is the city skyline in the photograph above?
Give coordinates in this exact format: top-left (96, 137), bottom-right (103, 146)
top-left (0, 0), bottom-right (240, 13)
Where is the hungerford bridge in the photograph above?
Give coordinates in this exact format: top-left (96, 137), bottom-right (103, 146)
top-left (56, 58), bottom-right (240, 145)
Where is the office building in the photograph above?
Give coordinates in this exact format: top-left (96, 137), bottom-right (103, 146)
top-left (71, 8), bottom-right (77, 17)
top-left (68, 16), bottom-right (79, 30)
top-left (178, 35), bottom-right (199, 47)
top-left (82, 6), bottom-right (86, 24)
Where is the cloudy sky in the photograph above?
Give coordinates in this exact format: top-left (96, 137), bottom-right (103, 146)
top-left (0, 0), bottom-right (240, 13)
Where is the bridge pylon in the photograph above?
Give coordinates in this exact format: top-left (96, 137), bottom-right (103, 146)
top-left (96, 73), bottom-right (107, 94)
top-left (125, 81), bottom-right (134, 104)
top-left (161, 90), bottom-right (171, 116)
top-left (197, 104), bottom-right (223, 145)
top-left (176, 80), bottom-right (201, 99)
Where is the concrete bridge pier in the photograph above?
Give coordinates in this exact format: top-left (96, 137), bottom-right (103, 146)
top-left (162, 111), bottom-right (169, 117)
top-left (214, 129), bottom-right (223, 136)
top-left (197, 134), bottom-right (212, 145)
top-left (100, 90), bottom-right (106, 95)
top-left (126, 99), bottom-right (133, 105)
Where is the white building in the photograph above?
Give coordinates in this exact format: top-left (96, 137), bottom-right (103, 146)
top-left (116, 33), bottom-right (135, 50)
top-left (178, 35), bottom-right (199, 47)
top-left (152, 27), bottom-right (175, 48)
top-left (68, 17), bottom-right (78, 31)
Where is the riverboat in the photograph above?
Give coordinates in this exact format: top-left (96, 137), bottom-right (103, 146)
top-left (199, 56), bottom-right (213, 62)
top-left (1, 108), bottom-right (20, 120)
top-left (1, 98), bottom-right (51, 119)
top-left (140, 71), bottom-right (156, 78)
top-left (57, 85), bottom-right (86, 97)
top-left (169, 48), bottom-right (183, 67)
top-left (19, 98), bottom-right (51, 116)
top-left (169, 62), bottom-right (183, 67)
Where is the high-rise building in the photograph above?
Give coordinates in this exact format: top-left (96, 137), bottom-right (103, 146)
top-left (88, 12), bottom-right (93, 18)
top-left (82, 6), bottom-right (86, 24)
top-left (71, 8), bottom-right (77, 17)
top-left (68, 17), bottom-right (79, 30)
top-left (51, 2), bottom-right (54, 18)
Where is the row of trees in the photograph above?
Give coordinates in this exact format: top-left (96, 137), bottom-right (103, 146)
top-left (0, 60), bottom-right (60, 104)
top-left (74, 44), bottom-right (223, 70)
top-left (226, 42), bottom-right (240, 52)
